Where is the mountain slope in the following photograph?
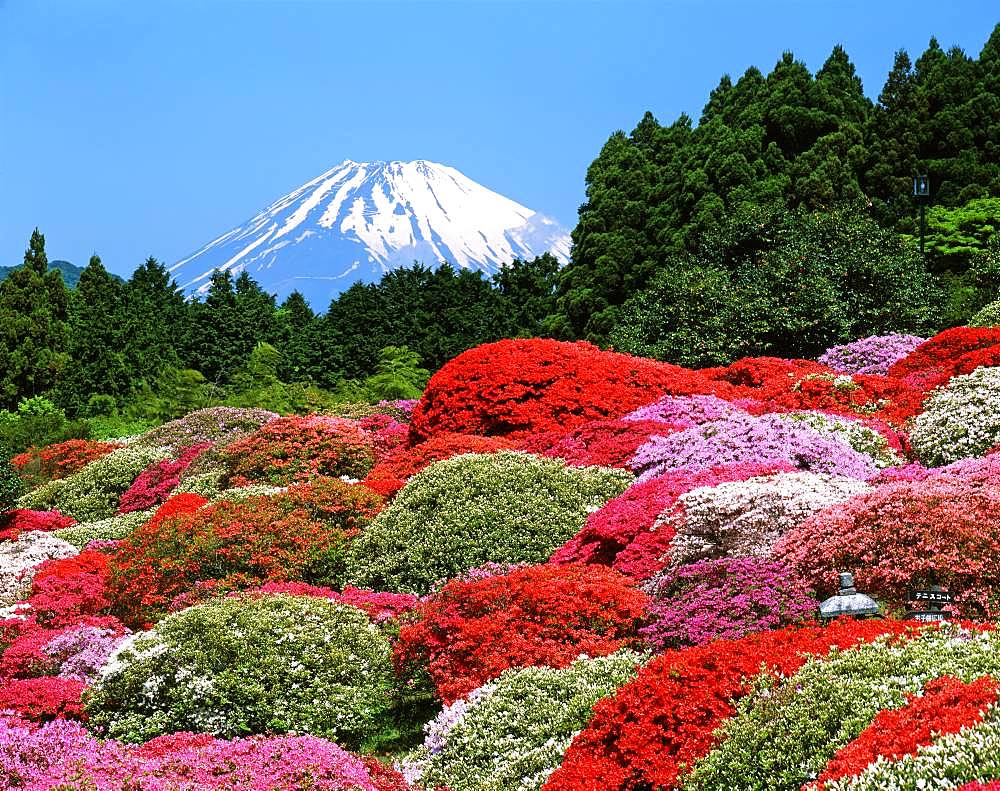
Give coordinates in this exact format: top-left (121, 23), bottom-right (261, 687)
top-left (0, 260), bottom-right (91, 289)
top-left (170, 160), bottom-right (571, 307)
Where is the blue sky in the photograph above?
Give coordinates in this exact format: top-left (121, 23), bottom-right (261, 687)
top-left (1, 0), bottom-right (997, 278)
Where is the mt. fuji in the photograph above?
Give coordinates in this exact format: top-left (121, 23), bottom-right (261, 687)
top-left (170, 160), bottom-right (572, 308)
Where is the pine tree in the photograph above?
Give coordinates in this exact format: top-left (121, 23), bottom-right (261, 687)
top-left (0, 229), bottom-right (69, 409)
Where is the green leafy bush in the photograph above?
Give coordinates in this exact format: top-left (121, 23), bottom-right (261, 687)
top-left (0, 446), bottom-right (22, 511)
top-left (84, 594), bottom-right (396, 749)
top-left (0, 396), bottom-right (89, 456)
top-left (970, 298), bottom-right (1000, 328)
top-left (16, 445), bottom-right (169, 521)
top-left (345, 451), bottom-right (631, 594)
top-left (404, 651), bottom-right (645, 791)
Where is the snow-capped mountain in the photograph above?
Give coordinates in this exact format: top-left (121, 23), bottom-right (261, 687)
top-left (170, 160), bottom-right (572, 307)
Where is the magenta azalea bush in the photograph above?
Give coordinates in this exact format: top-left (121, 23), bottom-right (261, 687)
top-left (640, 557), bottom-right (817, 649)
top-left (0, 718), bottom-right (389, 790)
top-left (818, 334), bottom-right (926, 376)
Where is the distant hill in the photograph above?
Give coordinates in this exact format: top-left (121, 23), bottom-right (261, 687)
top-left (0, 260), bottom-right (123, 289)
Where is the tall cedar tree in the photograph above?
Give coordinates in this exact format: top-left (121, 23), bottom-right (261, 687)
top-left (0, 230), bottom-right (69, 409)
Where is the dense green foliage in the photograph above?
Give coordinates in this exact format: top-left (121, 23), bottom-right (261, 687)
top-left (552, 27), bottom-right (1000, 342)
top-left (610, 203), bottom-right (940, 365)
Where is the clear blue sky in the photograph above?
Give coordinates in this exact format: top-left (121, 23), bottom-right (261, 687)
top-left (1, 0), bottom-right (997, 278)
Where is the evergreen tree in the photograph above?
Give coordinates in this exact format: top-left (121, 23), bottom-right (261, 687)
top-left (57, 255), bottom-right (132, 415)
top-left (126, 257), bottom-right (188, 383)
top-left (492, 254), bottom-right (561, 337)
top-left (0, 230), bottom-right (69, 409)
top-left (276, 291), bottom-right (323, 383)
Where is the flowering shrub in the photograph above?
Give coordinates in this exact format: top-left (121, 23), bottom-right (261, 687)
top-left (85, 594), bottom-right (396, 748)
top-left (16, 445), bottom-right (169, 522)
top-left (887, 326), bottom-right (1000, 391)
top-left (10, 439), bottom-right (123, 489)
top-left (357, 413), bottom-right (409, 461)
top-left (117, 442), bottom-right (211, 514)
top-left (0, 718), bottom-right (395, 790)
top-left (971, 298), bottom-right (1000, 328)
top-left (641, 557), bottom-right (816, 649)
top-left (107, 480), bottom-right (381, 625)
top-left (27, 549), bottom-right (116, 626)
top-left (0, 531), bottom-right (77, 607)
top-left (910, 366), bottom-right (1000, 465)
top-left (622, 394), bottom-right (747, 426)
top-left (0, 509), bottom-right (75, 542)
top-left (396, 564), bottom-right (648, 704)
top-left (345, 452), bottom-right (631, 594)
top-left (52, 508), bottom-right (153, 548)
top-left (551, 463), bottom-right (792, 579)
top-left (220, 415), bottom-right (376, 486)
top-left (663, 472), bottom-right (869, 566)
top-left (519, 418), bottom-right (678, 469)
top-left (363, 432), bottom-right (515, 498)
top-left (43, 624), bottom-right (129, 682)
top-left (687, 627), bottom-right (1000, 791)
top-left (775, 411), bottom-right (904, 468)
top-left (541, 619), bottom-right (912, 791)
top-left (409, 339), bottom-right (721, 441)
top-left (773, 477), bottom-right (1000, 617)
top-left (702, 357), bottom-right (923, 424)
top-left (818, 334), bottom-right (926, 376)
top-left (403, 651), bottom-right (645, 791)
top-left (131, 406), bottom-right (278, 454)
top-left (630, 412), bottom-right (880, 483)
top-left (0, 676), bottom-right (85, 721)
top-left (250, 581), bottom-right (418, 624)
top-left (808, 675), bottom-right (1000, 790)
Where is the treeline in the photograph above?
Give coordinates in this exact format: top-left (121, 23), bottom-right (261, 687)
top-left (549, 26), bottom-right (1000, 342)
top-left (0, 229), bottom-right (560, 426)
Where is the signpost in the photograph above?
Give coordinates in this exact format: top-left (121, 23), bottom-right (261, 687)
top-left (907, 585), bottom-right (952, 622)
top-left (913, 175), bottom-right (931, 257)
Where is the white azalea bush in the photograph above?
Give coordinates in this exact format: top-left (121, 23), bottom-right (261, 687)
top-left (971, 298), bottom-right (1000, 328)
top-left (402, 650), bottom-right (646, 791)
top-left (910, 366), bottom-right (1000, 466)
top-left (664, 472), bottom-right (869, 566)
top-left (775, 412), bottom-right (904, 469)
top-left (54, 508), bottom-right (155, 549)
top-left (17, 445), bottom-right (169, 522)
top-left (0, 530), bottom-right (77, 606)
top-left (684, 627), bottom-right (1000, 791)
top-left (84, 594), bottom-right (396, 749)
top-left (345, 451), bottom-right (632, 594)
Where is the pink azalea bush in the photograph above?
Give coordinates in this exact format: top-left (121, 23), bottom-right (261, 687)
top-left (641, 557), bottom-right (817, 649)
top-left (630, 412), bottom-right (881, 483)
top-left (622, 394), bottom-right (749, 427)
top-left (818, 333), bottom-right (926, 376)
top-left (117, 443), bottom-right (211, 514)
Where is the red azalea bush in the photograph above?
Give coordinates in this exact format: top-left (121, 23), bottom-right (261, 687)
top-left (541, 619), bottom-right (914, 791)
top-left (702, 357), bottom-right (924, 424)
top-left (363, 432), bottom-right (515, 498)
top-left (518, 418), bottom-right (680, 469)
top-left (0, 676), bottom-right (85, 721)
top-left (409, 339), bottom-right (724, 442)
top-left (887, 326), bottom-right (1000, 391)
top-left (117, 443), bottom-right (211, 514)
top-left (773, 477), bottom-right (1000, 617)
top-left (10, 439), bottom-right (123, 489)
top-left (0, 509), bottom-right (76, 542)
top-left (395, 563), bottom-right (649, 704)
top-left (28, 550), bottom-right (114, 626)
top-left (106, 482), bottom-right (382, 626)
top-left (551, 462), bottom-right (794, 580)
top-left (808, 675), bottom-right (1000, 790)
top-left (220, 415), bottom-right (376, 486)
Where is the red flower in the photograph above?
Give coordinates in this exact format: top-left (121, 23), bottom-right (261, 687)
top-left (809, 675), bottom-right (1000, 789)
top-left (410, 339), bottom-right (726, 442)
top-left (888, 326), bottom-right (1000, 391)
top-left (117, 443), bottom-right (211, 514)
top-left (518, 418), bottom-right (682, 469)
top-left (11, 439), bottom-right (123, 488)
top-left (0, 509), bottom-right (76, 542)
top-left (396, 564), bottom-right (649, 704)
top-left (541, 619), bottom-right (915, 791)
top-left (0, 676), bottom-right (86, 721)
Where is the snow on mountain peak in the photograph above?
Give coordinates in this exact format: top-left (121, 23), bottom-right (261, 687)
top-left (170, 159), bottom-right (572, 307)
